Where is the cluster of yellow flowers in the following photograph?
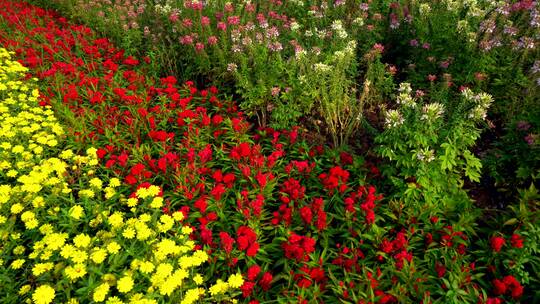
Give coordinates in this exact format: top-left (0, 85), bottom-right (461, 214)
top-left (0, 48), bottom-right (242, 304)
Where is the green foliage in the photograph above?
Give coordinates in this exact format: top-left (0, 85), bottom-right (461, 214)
top-left (375, 84), bottom-right (492, 210)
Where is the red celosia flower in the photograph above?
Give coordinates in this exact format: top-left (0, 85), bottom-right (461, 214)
top-left (280, 178), bottom-right (305, 201)
top-left (237, 226), bottom-right (259, 257)
top-left (282, 233), bottom-right (316, 262)
top-left (492, 279), bottom-right (507, 295)
top-left (511, 284), bottom-right (524, 299)
top-left (247, 264), bottom-right (261, 281)
top-left (339, 151), bottom-right (353, 165)
top-left (510, 233), bottom-right (523, 248)
top-left (219, 232), bottom-right (235, 254)
top-left (259, 272), bottom-right (273, 291)
top-left (485, 298), bottom-right (503, 304)
top-left (435, 263), bottom-right (446, 278)
top-left (240, 281), bottom-right (255, 298)
top-left (490, 236), bottom-right (505, 252)
top-left (299, 206), bottom-right (313, 225)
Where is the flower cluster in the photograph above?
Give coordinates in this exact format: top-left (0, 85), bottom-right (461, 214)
top-left (0, 47), bottom-right (241, 304)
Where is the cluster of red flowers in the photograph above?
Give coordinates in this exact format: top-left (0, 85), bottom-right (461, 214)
top-left (492, 275), bottom-right (524, 299)
top-left (491, 233), bottom-right (524, 252)
top-left (241, 264), bottom-right (273, 299)
top-left (282, 233), bottom-right (317, 262)
top-left (319, 166), bottom-right (350, 193)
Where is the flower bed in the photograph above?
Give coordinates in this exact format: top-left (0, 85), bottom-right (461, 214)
top-left (0, 1), bottom-right (538, 303)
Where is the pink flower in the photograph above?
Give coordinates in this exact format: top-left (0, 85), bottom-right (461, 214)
top-left (201, 16), bottom-right (210, 26)
top-left (372, 43), bottom-right (385, 53)
top-left (227, 15), bottom-right (240, 25)
top-left (207, 36), bottom-right (218, 45)
top-left (169, 12), bottom-right (179, 23)
top-left (195, 42), bottom-right (205, 52)
top-left (217, 21), bottom-right (227, 31)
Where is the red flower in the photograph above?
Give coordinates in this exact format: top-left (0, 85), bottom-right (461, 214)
top-left (492, 279), bottom-right (507, 295)
top-left (510, 234), bottom-right (523, 248)
top-left (240, 281), bottom-right (255, 298)
top-left (259, 272), bottom-right (273, 291)
top-left (435, 263), bottom-right (446, 278)
top-left (490, 236), bottom-right (505, 252)
top-left (247, 264), bottom-right (261, 281)
top-left (485, 298), bottom-right (503, 304)
top-left (299, 206), bottom-right (313, 225)
top-left (237, 226), bottom-right (259, 257)
top-left (282, 233), bottom-right (316, 262)
top-left (246, 242), bottom-right (259, 257)
top-left (511, 284), bottom-right (524, 299)
top-left (219, 232), bottom-right (235, 254)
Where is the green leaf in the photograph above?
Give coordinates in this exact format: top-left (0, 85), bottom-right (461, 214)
top-left (503, 218), bottom-right (519, 226)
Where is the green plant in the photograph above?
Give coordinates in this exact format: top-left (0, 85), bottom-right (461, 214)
top-left (375, 84), bottom-right (492, 211)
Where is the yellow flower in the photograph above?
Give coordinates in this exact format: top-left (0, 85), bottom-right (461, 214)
top-left (150, 197), bottom-right (163, 208)
top-left (172, 211), bottom-right (184, 221)
top-left (123, 227), bottom-right (136, 239)
top-left (19, 284), bottom-right (31, 295)
top-left (109, 177), bottom-right (121, 187)
top-left (89, 177), bottom-right (103, 189)
top-left (117, 276), bottom-right (134, 293)
top-left (73, 234), bottom-right (91, 248)
top-left (32, 285), bottom-right (55, 304)
top-left (105, 296), bottom-right (123, 304)
top-left (44, 232), bottom-right (67, 251)
top-left (10, 203), bottom-right (23, 214)
top-left (181, 226), bottom-right (193, 235)
top-left (69, 205), bottom-right (84, 220)
top-left (79, 189), bottom-right (95, 198)
top-left (0, 184), bottom-right (11, 204)
top-left (106, 242), bottom-right (121, 254)
top-left (32, 196), bottom-right (45, 208)
top-left (64, 263), bottom-right (87, 281)
top-left (227, 273), bottom-right (244, 288)
top-left (90, 248), bottom-right (108, 264)
top-left (60, 149), bottom-right (74, 159)
top-left (71, 250), bottom-right (88, 264)
top-left (127, 197), bottom-right (138, 207)
top-left (13, 245), bottom-right (25, 255)
top-left (147, 185), bottom-right (160, 196)
top-left (209, 279), bottom-right (228, 296)
top-left (193, 274), bottom-right (204, 285)
top-left (38, 224), bottom-right (53, 235)
top-left (138, 261), bottom-right (155, 274)
top-left (24, 218), bottom-right (39, 230)
top-left (86, 147), bottom-right (98, 158)
top-left (60, 245), bottom-right (76, 259)
top-left (93, 283), bottom-right (110, 302)
top-left (135, 188), bottom-right (149, 199)
top-left (32, 262), bottom-right (54, 276)
top-left (10, 259), bottom-right (25, 269)
top-left (108, 212), bottom-right (124, 228)
top-left (180, 288), bottom-right (202, 304)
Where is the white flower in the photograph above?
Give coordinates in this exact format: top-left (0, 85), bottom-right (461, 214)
top-left (384, 109), bottom-right (404, 128)
top-left (227, 63), bottom-right (237, 72)
top-left (314, 63), bottom-right (332, 73)
top-left (416, 148), bottom-right (435, 162)
top-left (419, 3), bottom-right (431, 15)
top-left (421, 103), bottom-right (445, 121)
top-left (290, 22), bottom-right (300, 32)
